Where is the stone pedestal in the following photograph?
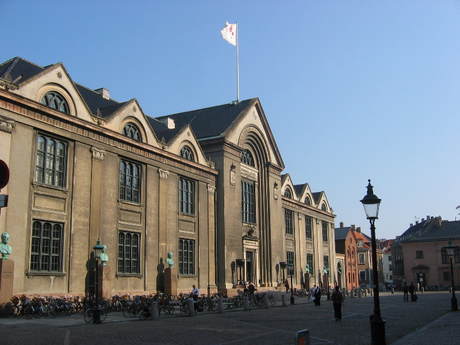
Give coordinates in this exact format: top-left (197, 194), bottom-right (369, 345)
top-left (164, 267), bottom-right (177, 296)
top-left (0, 260), bottom-right (14, 304)
top-left (100, 264), bottom-right (112, 300)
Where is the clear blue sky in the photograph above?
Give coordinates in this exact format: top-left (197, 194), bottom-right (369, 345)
top-left (2, 1), bottom-right (460, 239)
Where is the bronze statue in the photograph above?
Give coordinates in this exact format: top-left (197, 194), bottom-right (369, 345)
top-left (0, 232), bottom-right (12, 260)
top-left (166, 251), bottom-right (174, 268)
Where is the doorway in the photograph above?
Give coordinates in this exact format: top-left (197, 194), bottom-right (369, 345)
top-left (246, 251), bottom-right (254, 283)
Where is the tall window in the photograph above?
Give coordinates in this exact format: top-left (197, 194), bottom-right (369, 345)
top-left (179, 177), bottom-right (195, 215)
top-left (180, 146), bottom-right (194, 161)
top-left (441, 247), bottom-right (460, 264)
top-left (118, 231), bottom-right (140, 274)
top-left (304, 196), bottom-right (311, 206)
top-left (242, 180), bottom-right (256, 224)
top-left (322, 221), bottom-right (328, 242)
top-left (305, 215), bottom-right (313, 240)
top-left (306, 253), bottom-right (314, 273)
top-left (285, 208), bottom-right (294, 235)
top-left (119, 160), bottom-right (141, 203)
top-left (30, 220), bottom-right (63, 272)
top-left (321, 203), bottom-right (328, 212)
top-left (359, 253), bottom-right (365, 265)
top-left (35, 134), bottom-right (67, 188)
top-left (123, 123), bottom-right (141, 142)
top-left (323, 255), bottom-right (329, 271)
top-left (287, 251), bottom-right (295, 276)
top-left (40, 91), bottom-right (69, 114)
top-left (179, 238), bottom-right (195, 275)
top-left (416, 250), bottom-right (424, 259)
top-left (241, 149), bottom-right (254, 166)
top-left (284, 188), bottom-right (293, 198)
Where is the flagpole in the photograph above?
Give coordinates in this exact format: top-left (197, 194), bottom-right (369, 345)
top-left (236, 23), bottom-right (240, 103)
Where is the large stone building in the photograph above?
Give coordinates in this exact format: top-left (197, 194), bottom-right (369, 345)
top-left (0, 57), bottom-right (336, 296)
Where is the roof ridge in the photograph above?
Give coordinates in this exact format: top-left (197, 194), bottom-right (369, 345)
top-left (155, 98), bottom-right (256, 119)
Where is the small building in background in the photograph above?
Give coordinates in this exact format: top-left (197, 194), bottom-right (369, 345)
top-left (335, 223), bottom-right (359, 291)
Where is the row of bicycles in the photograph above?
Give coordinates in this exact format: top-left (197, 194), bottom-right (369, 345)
top-left (0, 291), bottom-right (280, 322)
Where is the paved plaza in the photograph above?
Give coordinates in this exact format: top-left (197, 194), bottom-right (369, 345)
top-left (0, 292), bottom-right (458, 345)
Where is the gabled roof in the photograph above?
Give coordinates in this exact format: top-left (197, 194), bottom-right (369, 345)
top-left (155, 99), bottom-right (255, 141)
top-left (0, 57), bottom-right (123, 118)
top-left (312, 192), bottom-right (323, 205)
top-left (293, 184), bottom-right (305, 197)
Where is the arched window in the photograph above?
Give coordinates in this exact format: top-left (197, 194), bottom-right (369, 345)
top-left (241, 149), bottom-right (254, 166)
top-left (123, 123), bottom-right (142, 142)
top-left (284, 188), bottom-right (292, 198)
top-left (180, 146), bottom-right (195, 161)
top-left (321, 203), bottom-right (328, 212)
top-left (305, 196), bottom-right (311, 206)
top-left (40, 91), bottom-right (69, 114)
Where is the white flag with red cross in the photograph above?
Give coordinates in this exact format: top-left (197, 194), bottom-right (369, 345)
top-left (220, 22), bottom-right (237, 46)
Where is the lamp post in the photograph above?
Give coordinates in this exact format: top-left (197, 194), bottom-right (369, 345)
top-left (444, 243), bottom-right (458, 311)
top-left (360, 179), bottom-right (385, 345)
top-left (92, 240), bottom-right (105, 324)
top-left (288, 263), bottom-right (295, 304)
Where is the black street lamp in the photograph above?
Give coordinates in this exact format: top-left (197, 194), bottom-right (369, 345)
top-left (92, 240), bottom-right (105, 324)
top-left (444, 242), bottom-right (458, 311)
top-left (361, 180), bottom-right (385, 345)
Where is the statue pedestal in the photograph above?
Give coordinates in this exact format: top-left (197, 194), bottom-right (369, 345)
top-left (0, 260), bottom-right (14, 304)
top-left (100, 264), bottom-right (112, 300)
top-left (164, 267), bottom-right (177, 296)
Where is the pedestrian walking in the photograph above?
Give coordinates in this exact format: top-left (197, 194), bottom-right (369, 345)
top-left (309, 285), bottom-right (316, 303)
top-left (284, 279), bottom-right (290, 293)
top-left (331, 286), bottom-right (343, 321)
top-left (391, 285), bottom-right (395, 295)
top-left (403, 282), bottom-right (409, 302)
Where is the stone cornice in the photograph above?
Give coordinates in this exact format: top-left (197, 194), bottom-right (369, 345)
top-left (0, 90), bottom-right (218, 177)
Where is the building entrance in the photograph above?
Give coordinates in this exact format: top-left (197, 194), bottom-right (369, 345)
top-left (246, 251), bottom-right (254, 283)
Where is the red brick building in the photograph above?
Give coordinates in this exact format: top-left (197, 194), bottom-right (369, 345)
top-left (335, 223), bottom-right (359, 291)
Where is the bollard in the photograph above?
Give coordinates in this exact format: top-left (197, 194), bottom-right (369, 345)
top-left (294, 329), bottom-right (310, 345)
top-left (263, 293), bottom-right (270, 309)
top-left (150, 302), bottom-right (160, 320)
top-left (217, 297), bottom-right (224, 314)
top-left (281, 293), bottom-right (287, 307)
top-left (187, 298), bottom-right (195, 316)
top-left (243, 295), bottom-right (250, 311)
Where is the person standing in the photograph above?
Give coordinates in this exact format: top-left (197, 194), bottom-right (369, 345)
top-left (403, 282), bottom-right (409, 302)
top-left (331, 286), bottom-right (344, 321)
top-left (314, 285), bottom-right (322, 306)
top-left (409, 282), bottom-right (417, 302)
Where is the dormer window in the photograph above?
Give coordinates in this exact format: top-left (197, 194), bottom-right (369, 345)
top-left (241, 149), bottom-right (254, 166)
top-left (40, 91), bottom-right (69, 114)
top-left (123, 123), bottom-right (141, 142)
top-left (180, 146), bottom-right (194, 161)
top-left (284, 188), bottom-right (293, 198)
top-left (321, 203), bottom-right (328, 212)
top-left (305, 196), bottom-right (311, 206)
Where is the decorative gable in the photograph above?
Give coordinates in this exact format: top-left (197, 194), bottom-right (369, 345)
top-left (166, 125), bottom-right (209, 166)
top-left (11, 63), bottom-right (93, 122)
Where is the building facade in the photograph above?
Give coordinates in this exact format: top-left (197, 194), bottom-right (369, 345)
top-left (0, 57), bottom-right (336, 296)
top-left (394, 216), bottom-right (460, 289)
top-left (335, 223), bottom-right (359, 291)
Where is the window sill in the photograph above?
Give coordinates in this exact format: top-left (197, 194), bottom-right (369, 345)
top-left (32, 182), bottom-right (68, 193)
top-left (116, 273), bottom-right (142, 278)
top-left (119, 200), bottom-right (143, 207)
top-left (26, 271), bottom-right (66, 277)
top-left (178, 274), bottom-right (197, 278)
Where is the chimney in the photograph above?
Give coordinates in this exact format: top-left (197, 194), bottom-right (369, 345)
top-left (427, 215), bottom-right (430, 220)
top-left (356, 227), bottom-right (361, 233)
top-left (94, 88), bottom-right (110, 100)
top-left (158, 117), bottom-right (175, 129)
top-left (340, 222), bottom-right (344, 228)
top-left (351, 224), bottom-right (355, 230)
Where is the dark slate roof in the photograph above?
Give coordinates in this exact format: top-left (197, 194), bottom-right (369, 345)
top-left (312, 192), bottom-right (323, 205)
top-left (154, 98), bottom-right (255, 140)
top-left (399, 218), bottom-right (460, 243)
top-left (75, 84), bottom-right (122, 117)
top-left (147, 117), bottom-right (184, 143)
top-left (335, 227), bottom-right (351, 240)
top-left (0, 57), bottom-right (42, 83)
top-left (0, 57), bottom-right (123, 118)
top-left (294, 184), bottom-right (305, 197)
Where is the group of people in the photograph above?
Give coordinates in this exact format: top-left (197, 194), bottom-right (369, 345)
top-left (309, 285), bottom-right (344, 320)
top-left (403, 282), bottom-right (418, 302)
